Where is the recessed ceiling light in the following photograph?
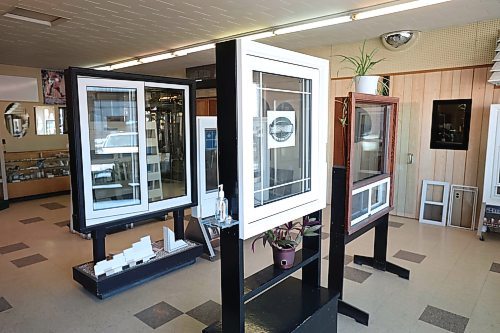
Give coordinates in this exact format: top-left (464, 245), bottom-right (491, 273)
top-left (3, 7), bottom-right (68, 26)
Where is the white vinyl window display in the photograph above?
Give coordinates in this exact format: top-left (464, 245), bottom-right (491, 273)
top-left (192, 116), bottom-right (219, 219)
top-left (447, 185), bottom-right (477, 230)
top-left (419, 180), bottom-right (450, 226)
top-left (76, 77), bottom-right (192, 228)
top-left (237, 40), bottom-right (329, 239)
top-left (483, 105), bottom-right (500, 206)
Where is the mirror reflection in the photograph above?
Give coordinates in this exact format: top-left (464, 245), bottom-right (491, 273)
top-left (4, 102), bottom-right (29, 138)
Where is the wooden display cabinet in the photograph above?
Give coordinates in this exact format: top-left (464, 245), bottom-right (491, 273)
top-left (4, 150), bottom-right (70, 199)
top-left (196, 97), bottom-right (217, 116)
top-left (333, 93), bottom-right (399, 234)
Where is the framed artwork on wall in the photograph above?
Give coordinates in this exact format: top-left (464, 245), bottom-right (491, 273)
top-left (42, 69), bottom-right (66, 105)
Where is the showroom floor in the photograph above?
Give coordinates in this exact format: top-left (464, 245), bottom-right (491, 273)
top-left (0, 195), bottom-right (500, 333)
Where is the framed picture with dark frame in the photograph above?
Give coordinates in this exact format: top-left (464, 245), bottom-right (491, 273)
top-left (430, 99), bottom-right (472, 150)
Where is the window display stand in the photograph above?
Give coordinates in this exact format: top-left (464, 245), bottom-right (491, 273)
top-left (72, 209), bottom-right (203, 299)
top-left (329, 167), bottom-right (409, 326)
top-left (203, 211), bottom-right (339, 333)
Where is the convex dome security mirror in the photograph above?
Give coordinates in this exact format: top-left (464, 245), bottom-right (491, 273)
top-left (4, 102), bottom-right (29, 138)
top-left (381, 31), bottom-right (420, 51)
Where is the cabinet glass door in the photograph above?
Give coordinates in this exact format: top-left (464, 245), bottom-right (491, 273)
top-left (78, 78), bottom-right (147, 222)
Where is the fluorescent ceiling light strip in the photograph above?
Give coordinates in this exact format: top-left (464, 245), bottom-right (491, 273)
top-left (110, 60), bottom-right (142, 70)
top-left (174, 43), bottom-right (215, 56)
top-left (274, 16), bottom-right (351, 35)
top-left (95, 66), bottom-right (112, 71)
top-left (241, 31), bottom-right (276, 40)
top-left (140, 53), bottom-right (175, 63)
top-left (353, 0), bottom-right (452, 20)
top-left (3, 13), bottom-right (52, 26)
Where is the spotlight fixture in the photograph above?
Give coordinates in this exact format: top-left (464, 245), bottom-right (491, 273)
top-left (381, 31), bottom-right (420, 51)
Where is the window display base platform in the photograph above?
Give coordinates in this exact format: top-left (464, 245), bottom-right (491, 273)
top-left (204, 277), bottom-right (338, 333)
top-left (0, 199), bottom-right (8, 210)
top-left (73, 239), bottom-right (202, 299)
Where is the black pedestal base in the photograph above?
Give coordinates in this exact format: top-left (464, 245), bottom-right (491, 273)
top-left (73, 242), bottom-right (203, 299)
top-left (338, 299), bottom-right (369, 326)
top-left (353, 255), bottom-right (410, 280)
top-left (0, 200), bottom-right (8, 211)
top-left (204, 277), bottom-right (339, 333)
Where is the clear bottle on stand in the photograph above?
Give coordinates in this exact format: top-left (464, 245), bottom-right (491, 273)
top-left (215, 184), bottom-right (228, 223)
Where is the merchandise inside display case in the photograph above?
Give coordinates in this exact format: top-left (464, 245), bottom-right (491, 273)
top-left (4, 149), bottom-right (70, 198)
top-left (66, 68), bottom-right (196, 232)
top-left (334, 93), bottom-right (398, 234)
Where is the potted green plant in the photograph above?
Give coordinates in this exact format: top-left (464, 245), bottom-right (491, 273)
top-left (251, 217), bottom-right (322, 269)
top-left (337, 41), bottom-right (385, 95)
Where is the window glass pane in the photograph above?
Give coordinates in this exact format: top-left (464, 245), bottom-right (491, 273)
top-left (87, 86), bottom-right (141, 210)
top-left (35, 106), bottom-right (57, 135)
top-left (58, 107), bottom-right (67, 134)
top-left (352, 104), bottom-right (390, 183)
top-left (352, 190), bottom-right (369, 222)
top-left (425, 184), bottom-right (444, 202)
top-left (145, 86), bottom-right (186, 202)
top-left (252, 71), bottom-right (311, 207)
top-left (423, 203), bottom-right (443, 221)
top-left (371, 182), bottom-right (387, 210)
top-left (205, 128), bottom-right (218, 193)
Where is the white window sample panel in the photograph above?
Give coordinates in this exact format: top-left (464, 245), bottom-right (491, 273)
top-left (77, 77), bottom-right (148, 226)
top-left (237, 40), bottom-right (329, 239)
top-left (192, 116), bottom-right (219, 219)
top-left (351, 177), bottom-right (390, 227)
top-left (419, 180), bottom-right (450, 226)
top-left (483, 105), bottom-right (500, 206)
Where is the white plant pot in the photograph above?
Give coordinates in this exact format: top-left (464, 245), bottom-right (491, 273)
top-left (354, 76), bottom-right (380, 95)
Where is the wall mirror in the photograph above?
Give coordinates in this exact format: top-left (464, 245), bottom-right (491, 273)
top-left (4, 102), bottom-right (29, 138)
top-left (35, 106), bottom-right (57, 135)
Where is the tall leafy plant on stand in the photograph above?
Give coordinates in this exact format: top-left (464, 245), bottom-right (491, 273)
top-left (336, 40), bottom-right (386, 95)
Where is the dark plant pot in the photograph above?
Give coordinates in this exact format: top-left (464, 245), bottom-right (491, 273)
top-left (272, 246), bottom-right (296, 269)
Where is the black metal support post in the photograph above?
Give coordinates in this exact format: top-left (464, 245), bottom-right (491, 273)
top-left (173, 209), bottom-right (185, 240)
top-left (302, 210), bottom-right (322, 288)
top-left (329, 167), bottom-right (369, 326)
top-left (92, 228), bottom-right (106, 264)
top-left (220, 224), bottom-right (244, 333)
top-left (353, 215), bottom-right (410, 280)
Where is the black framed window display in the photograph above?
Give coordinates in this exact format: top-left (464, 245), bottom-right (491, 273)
top-left (430, 99), bottom-right (472, 150)
top-left (65, 68), bottom-right (197, 233)
top-left (218, 40), bottom-right (329, 240)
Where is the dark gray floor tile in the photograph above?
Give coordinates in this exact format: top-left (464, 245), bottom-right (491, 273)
top-left (389, 221), bottom-right (404, 228)
top-left (419, 305), bottom-right (469, 333)
top-left (19, 217), bottom-right (44, 224)
top-left (40, 202), bottom-right (66, 210)
top-left (0, 297), bottom-right (12, 312)
top-left (186, 300), bottom-right (221, 326)
top-left (323, 254), bottom-right (353, 265)
top-left (344, 266), bottom-right (372, 283)
top-left (490, 262), bottom-right (500, 273)
top-left (201, 250), bottom-right (220, 262)
top-left (11, 254), bottom-right (48, 268)
top-left (134, 301), bottom-right (183, 329)
top-left (0, 242), bottom-right (29, 254)
top-left (393, 249), bottom-right (426, 263)
top-left (55, 220), bottom-right (70, 228)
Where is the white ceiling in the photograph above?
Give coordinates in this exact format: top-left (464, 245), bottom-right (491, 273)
top-left (0, 0), bottom-right (499, 74)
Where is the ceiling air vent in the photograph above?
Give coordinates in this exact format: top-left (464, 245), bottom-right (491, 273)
top-left (2, 7), bottom-right (67, 26)
top-left (489, 34), bottom-right (500, 86)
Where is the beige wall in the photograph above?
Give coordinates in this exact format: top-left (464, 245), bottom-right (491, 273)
top-left (301, 18), bottom-right (500, 78)
top-left (0, 64), bottom-right (68, 152)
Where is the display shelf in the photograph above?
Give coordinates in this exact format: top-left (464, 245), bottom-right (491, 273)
top-left (4, 149), bottom-right (70, 198)
top-left (243, 249), bottom-right (319, 302)
top-left (73, 239), bottom-right (203, 299)
top-left (205, 277), bottom-right (338, 333)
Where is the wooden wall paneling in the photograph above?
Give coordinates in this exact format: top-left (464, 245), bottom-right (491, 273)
top-left (390, 74), bottom-right (406, 215)
top-left (396, 75), bottom-right (413, 216)
top-left (405, 73), bottom-right (425, 218)
top-left (438, 71), bottom-right (454, 185)
top-left (417, 72), bottom-right (442, 216)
